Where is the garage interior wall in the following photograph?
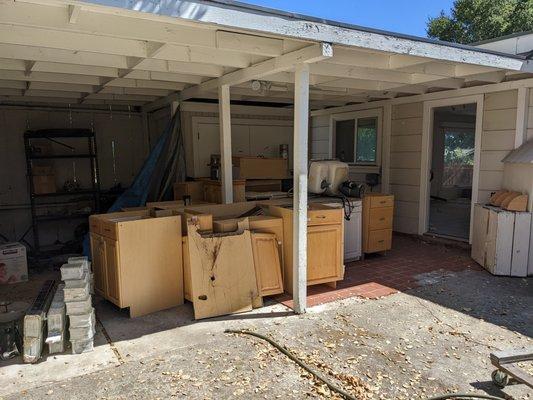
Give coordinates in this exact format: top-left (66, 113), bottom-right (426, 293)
top-left (0, 106), bottom-right (148, 246)
top-left (178, 108), bottom-right (293, 178)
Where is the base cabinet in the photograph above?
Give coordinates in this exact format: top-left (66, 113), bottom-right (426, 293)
top-left (89, 213), bottom-right (183, 317)
top-left (269, 204), bottom-right (344, 293)
top-left (362, 193), bottom-right (394, 254)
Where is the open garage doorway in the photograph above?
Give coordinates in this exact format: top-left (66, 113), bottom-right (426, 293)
top-left (428, 103), bottom-right (477, 240)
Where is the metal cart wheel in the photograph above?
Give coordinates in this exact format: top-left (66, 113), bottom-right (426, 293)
top-left (491, 369), bottom-right (510, 388)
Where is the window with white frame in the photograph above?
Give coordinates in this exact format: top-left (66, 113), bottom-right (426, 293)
top-left (332, 110), bottom-right (381, 167)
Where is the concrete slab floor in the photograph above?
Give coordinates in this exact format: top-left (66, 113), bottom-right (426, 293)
top-left (0, 267), bottom-right (531, 400)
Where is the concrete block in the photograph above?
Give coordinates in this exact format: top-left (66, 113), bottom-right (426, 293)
top-left (71, 338), bottom-right (94, 354)
top-left (47, 339), bottom-right (66, 355)
top-left (69, 324), bottom-right (95, 341)
top-left (23, 314), bottom-right (42, 338)
top-left (63, 279), bottom-right (90, 302)
top-left (46, 332), bottom-right (66, 355)
top-left (67, 257), bottom-right (91, 273)
top-left (69, 308), bottom-right (95, 328)
top-left (65, 297), bottom-right (92, 315)
top-left (47, 284), bottom-right (66, 332)
top-left (60, 262), bottom-right (85, 280)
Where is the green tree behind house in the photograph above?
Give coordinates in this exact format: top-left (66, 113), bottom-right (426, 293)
top-left (427, 0), bottom-right (533, 44)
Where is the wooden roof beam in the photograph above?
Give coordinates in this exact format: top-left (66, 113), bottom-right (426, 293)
top-left (178, 43), bottom-right (333, 101)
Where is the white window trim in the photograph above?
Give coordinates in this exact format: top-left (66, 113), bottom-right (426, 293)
top-left (329, 108), bottom-right (383, 173)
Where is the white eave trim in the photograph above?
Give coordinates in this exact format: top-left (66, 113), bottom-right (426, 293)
top-left (68, 0), bottom-right (533, 72)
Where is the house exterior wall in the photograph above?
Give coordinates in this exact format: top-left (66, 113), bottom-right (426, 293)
top-left (389, 103), bottom-right (423, 234)
top-left (310, 86), bottom-right (528, 236)
top-left (479, 90), bottom-right (517, 203)
top-left (528, 91), bottom-right (533, 141)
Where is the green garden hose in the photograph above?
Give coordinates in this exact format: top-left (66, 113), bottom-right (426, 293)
top-left (225, 329), bottom-right (506, 400)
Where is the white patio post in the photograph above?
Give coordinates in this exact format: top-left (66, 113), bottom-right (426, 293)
top-left (292, 63), bottom-right (310, 314)
top-left (218, 84), bottom-right (233, 203)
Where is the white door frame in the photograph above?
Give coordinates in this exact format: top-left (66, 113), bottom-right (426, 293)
top-left (419, 94), bottom-right (484, 243)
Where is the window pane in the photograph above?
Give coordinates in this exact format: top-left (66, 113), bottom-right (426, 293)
top-left (335, 119), bottom-right (355, 162)
top-left (356, 117), bottom-right (377, 163)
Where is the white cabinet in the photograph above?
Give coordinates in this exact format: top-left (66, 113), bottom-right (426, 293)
top-left (191, 117), bottom-right (293, 178)
top-left (472, 204), bottom-right (532, 277)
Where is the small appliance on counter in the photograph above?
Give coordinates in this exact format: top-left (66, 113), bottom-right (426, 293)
top-left (208, 154), bottom-right (221, 180)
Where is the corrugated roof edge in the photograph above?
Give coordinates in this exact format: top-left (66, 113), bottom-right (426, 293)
top-left (502, 139), bottom-right (533, 164)
top-left (201, 0), bottom-right (528, 60)
top-left (472, 30), bottom-right (533, 46)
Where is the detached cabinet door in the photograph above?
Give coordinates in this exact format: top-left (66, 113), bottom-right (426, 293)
top-left (307, 225), bottom-right (343, 283)
top-left (250, 232), bottom-right (284, 296)
top-left (90, 233), bottom-right (107, 297)
top-left (103, 237), bottom-right (121, 305)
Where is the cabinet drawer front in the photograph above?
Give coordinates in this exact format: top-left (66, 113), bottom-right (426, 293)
top-left (307, 209), bottom-right (343, 226)
top-left (369, 195), bottom-right (394, 208)
top-left (100, 220), bottom-right (118, 240)
top-left (368, 207), bottom-right (393, 230)
top-left (367, 229), bottom-right (392, 252)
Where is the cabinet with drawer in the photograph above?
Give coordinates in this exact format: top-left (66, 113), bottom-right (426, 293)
top-left (362, 193), bottom-right (394, 254)
top-left (89, 212), bottom-right (183, 317)
top-left (268, 204), bottom-right (344, 293)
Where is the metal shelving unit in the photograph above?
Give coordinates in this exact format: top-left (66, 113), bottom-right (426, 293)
top-left (24, 129), bottom-right (101, 254)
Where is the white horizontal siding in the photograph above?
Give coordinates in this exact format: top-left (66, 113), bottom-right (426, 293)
top-left (390, 102), bottom-right (423, 234)
top-left (310, 115), bottom-right (330, 160)
top-left (479, 90), bottom-right (518, 200)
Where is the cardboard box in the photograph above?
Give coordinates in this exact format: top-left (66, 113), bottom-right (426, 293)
top-left (0, 242), bottom-right (28, 284)
top-left (33, 174), bottom-right (56, 194)
top-left (233, 157), bottom-right (289, 179)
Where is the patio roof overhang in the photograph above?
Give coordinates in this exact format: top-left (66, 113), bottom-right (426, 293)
top-left (0, 0), bottom-right (532, 111)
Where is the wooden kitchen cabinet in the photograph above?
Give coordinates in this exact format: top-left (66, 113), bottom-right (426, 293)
top-left (268, 204), bottom-right (344, 293)
top-left (89, 212), bottom-right (183, 317)
top-left (362, 193), bottom-right (394, 254)
top-left (203, 179), bottom-right (246, 203)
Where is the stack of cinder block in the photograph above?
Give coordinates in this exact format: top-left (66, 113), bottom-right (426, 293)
top-left (60, 256), bottom-right (95, 354)
top-left (45, 283), bottom-right (66, 354)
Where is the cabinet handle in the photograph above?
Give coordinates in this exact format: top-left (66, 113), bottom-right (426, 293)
top-left (379, 217), bottom-right (385, 221)
top-left (378, 240), bottom-right (384, 243)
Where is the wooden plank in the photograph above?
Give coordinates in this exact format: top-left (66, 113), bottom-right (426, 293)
top-left (511, 212), bottom-right (531, 277)
top-left (486, 209), bottom-right (513, 276)
top-left (491, 348), bottom-right (533, 364)
top-left (117, 215), bottom-right (183, 317)
top-left (471, 204), bottom-right (488, 266)
top-left (187, 219), bottom-right (259, 320)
